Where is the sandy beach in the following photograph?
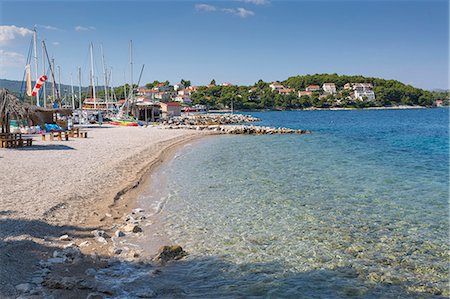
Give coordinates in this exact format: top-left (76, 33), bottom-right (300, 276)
top-left (0, 125), bottom-right (209, 298)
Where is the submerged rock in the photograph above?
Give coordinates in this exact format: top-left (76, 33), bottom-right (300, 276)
top-left (86, 293), bottom-right (105, 299)
top-left (15, 283), bottom-right (33, 293)
top-left (154, 245), bottom-right (187, 262)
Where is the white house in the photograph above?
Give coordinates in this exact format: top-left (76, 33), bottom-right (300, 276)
top-left (305, 85), bottom-right (320, 92)
top-left (345, 83), bottom-right (375, 101)
top-left (174, 95), bottom-right (192, 105)
top-left (173, 84), bottom-right (185, 91)
top-left (322, 83), bottom-right (336, 94)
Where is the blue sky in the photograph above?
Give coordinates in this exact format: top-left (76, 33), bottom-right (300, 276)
top-left (0, 0), bottom-right (448, 90)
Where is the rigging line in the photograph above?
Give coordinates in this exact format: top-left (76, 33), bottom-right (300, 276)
top-left (42, 40), bottom-right (59, 99)
top-left (20, 38), bottom-right (34, 100)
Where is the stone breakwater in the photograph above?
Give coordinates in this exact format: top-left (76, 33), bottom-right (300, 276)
top-left (162, 113), bottom-right (260, 126)
top-left (161, 124), bottom-right (311, 135)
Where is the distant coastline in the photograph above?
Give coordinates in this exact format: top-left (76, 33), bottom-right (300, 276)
top-left (209, 105), bottom-right (448, 113)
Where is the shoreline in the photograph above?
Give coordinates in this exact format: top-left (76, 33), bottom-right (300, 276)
top-left (209, 105), bottom-right (443, 113)
top-left (0, 125), bottom-right (215, 298)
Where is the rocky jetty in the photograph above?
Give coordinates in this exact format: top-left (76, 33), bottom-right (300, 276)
top-left (162, 113), bottom-right (260, 126)
top-left (161, 124), bottom-right (310, 135)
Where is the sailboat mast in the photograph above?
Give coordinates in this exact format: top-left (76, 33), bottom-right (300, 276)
top-left (90, 42), bottom-right (97, 109)
top-left (41, 40), bottom-right (46, 107)
top-left (58, 65), bottom-right (61, 107)
top-left (78, 67), bottom-right (82, 109)
top-left (33, 28), bottom-right (40, 106)
top-left (70, 73), bottom-right (75, 109)
top-left (101, 44), bottom-right (108, 103)
top-left (129, 40), bottom-right (133, 102)
top-left (51, 58), bottom-right (56, 100)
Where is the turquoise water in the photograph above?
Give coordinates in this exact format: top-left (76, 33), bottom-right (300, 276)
top-left (111, 109), bottom-right (449, 298)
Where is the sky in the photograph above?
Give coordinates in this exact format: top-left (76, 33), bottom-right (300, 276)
top-left (0, 0), bottom-right (448, 90)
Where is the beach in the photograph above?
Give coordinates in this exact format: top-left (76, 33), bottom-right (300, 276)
top-left (0, 125), bottom-right (209, 298)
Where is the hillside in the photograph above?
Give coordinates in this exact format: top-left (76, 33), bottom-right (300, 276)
top-left (190, 74), bottom-right (447, 110)
top-left (0, 79), bottom-right (91, 98)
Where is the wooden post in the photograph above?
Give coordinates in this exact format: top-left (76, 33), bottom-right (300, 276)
top-left (145, 107), bottom-right (148, 125)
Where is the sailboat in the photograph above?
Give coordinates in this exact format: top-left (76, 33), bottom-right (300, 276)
top-left (81, 43), bottom-right (118, 113)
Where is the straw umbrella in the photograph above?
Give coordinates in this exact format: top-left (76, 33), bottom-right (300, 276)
top-left (0, 89), bottom-right (29, 133)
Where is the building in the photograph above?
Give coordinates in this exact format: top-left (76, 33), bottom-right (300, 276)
top-left (160, 102), bottom-right (181, 118)
top-left (154, 91), bottom-right (176, 101)
top-left (82, 98), bottom-right (117, 111)
top-left (174, 95), bottom-right (192, 105)
top-left (221, 82), bottom-right (233, 87)
top-left (278, 88), bottom-right (293, 95)
top-left (173, 84), bottom-right (185, 91)
top-left (344, 83), bottom-right (375, 101)
top-left (305, 85), bottom-right (320, 92)
top-left (269, 82), bottom-right (285, 91)
top-left (322, 83), bottom-right (336, 94)
top-left (187, 86), bottom-right (199, 92)
top-left (177, 89), bottom-right (191, 96)
top-left (435, 100), bottom-right (444, 107)
top-left (298, 91), bottom-right (313, 97)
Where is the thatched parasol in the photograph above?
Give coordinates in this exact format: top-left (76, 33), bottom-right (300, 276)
top-left (0, 88), bottom-right (30, 133)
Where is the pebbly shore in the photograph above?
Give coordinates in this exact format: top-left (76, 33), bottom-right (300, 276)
top-left (160, 113), bottom-right (310, 135)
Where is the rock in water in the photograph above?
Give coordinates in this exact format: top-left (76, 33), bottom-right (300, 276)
top-left (154, 245), bottom-right (187, 262)
top-left (123, 223), bottom-right (143, 233)
top-left (15, 283), bottom-right (32, 293)
top-left (86, 293), bottom-right (105, 299)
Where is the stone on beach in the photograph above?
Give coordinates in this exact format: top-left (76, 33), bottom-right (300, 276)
top-left (123, 223), bottom-right (143, 233)
top-left (154, 245), bottom-right (187, 262)
top-left (114, 230), bottom-right (125, 237)
top-left (59, 234), bottom-right (71, 241)
top-left (79, 241), bottom-right (91, 247)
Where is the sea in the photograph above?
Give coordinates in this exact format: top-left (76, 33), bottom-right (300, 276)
top-left (105, 108), bottom-right (449, 298)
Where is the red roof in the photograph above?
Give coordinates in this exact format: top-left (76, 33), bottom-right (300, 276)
top-left (307, 85), bottom-right (320, 88)
top-left (161, 102), bottom-right (181, 106)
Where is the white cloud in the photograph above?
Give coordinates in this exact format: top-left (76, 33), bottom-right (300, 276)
top-left (0, 49), bottom-right (26, 67)
top-left (195, 4), bottom-right (217, 12)
top-left (222, 7), bottom-right (255, 18)
top-left (36, 24), bottom-right (62, 31)
top-left (74, 25), bottom-right (96, 31)
top-left (52, 41), bottom-right (60, 46)
top-left (0, 25), bottom-right (33, 44)
top-left (240, 0), bottom-right (270, 5)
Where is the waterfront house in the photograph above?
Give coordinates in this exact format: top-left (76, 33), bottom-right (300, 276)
top-left (344, 83), bottom-right (375, 101)
top-left (160, 102), bottom-right (181, 118)
top-left (435, 100), bottom-right (444, 107)
top-left (131, 97), bottom-right (160, 122)
top-left (322, 83), bottom-right (337, 94)
top-left (306, 85), bottom-right (321, 92)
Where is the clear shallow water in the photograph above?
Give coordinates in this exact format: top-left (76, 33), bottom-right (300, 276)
top-left (112, 109), bottom-right (449, 298)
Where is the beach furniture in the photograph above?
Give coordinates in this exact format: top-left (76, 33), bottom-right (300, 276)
top-left (41, 130), bottom-right (70, 141)
top-left (0, 133), bottom-right (33, 148)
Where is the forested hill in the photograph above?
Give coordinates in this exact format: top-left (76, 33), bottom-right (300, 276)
top-left (191, 74), bottom-right (447, 110)
top-left (283, 74), bottom-right (435, 106)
